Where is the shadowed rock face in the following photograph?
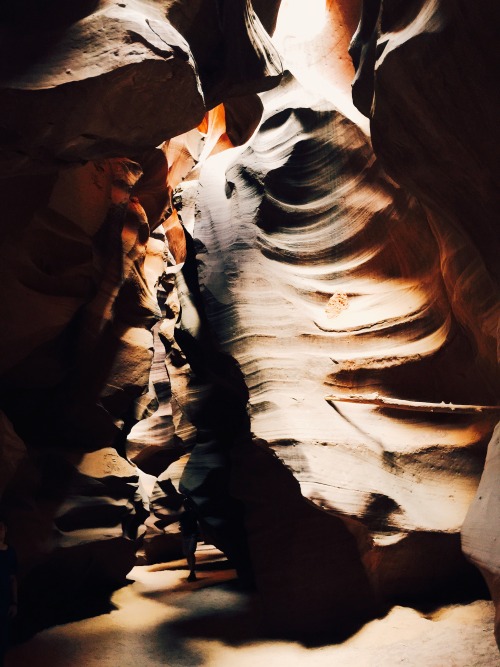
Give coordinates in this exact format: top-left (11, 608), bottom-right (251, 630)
top-left (0, 0), bottom-right (283, 636)
top-left (0, 157), bottom-right (163, 635)
top-left (350, 0), bottom-right (500, 285)
top-left (0, 0), bottom-right (282, 176)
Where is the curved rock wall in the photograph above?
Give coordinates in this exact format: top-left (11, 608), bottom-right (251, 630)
top-left (0, 0), bottom-right (497, 644)
top-left (350, 0), bottom-right (499, 360)
top-left (193, 70), bottom-right (497, 632)
top-left (0, 0), bottom-right (283, 634)
top-left (0, 156), bottom-right (164, 632)
top-left (349, 0), bottom-right (499, 645)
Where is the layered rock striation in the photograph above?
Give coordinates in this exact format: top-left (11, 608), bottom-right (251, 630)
top-left (0, 0), bottom-right (497, 645)
top-left (193, 69), bottom-right (498, 632)
top-left (349, 0), bottom-right (499, 646)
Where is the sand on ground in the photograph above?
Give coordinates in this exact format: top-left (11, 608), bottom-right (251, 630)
top-left (6, 546), bottom-right (500, 667)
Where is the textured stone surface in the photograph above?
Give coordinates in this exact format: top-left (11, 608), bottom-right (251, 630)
top-left (0, 0), bottom-right (497, 648)
top-left (193, 71), bottom-right (496, 630)
top-left (0, 0), bottom-right (285, 634)
top-left (350, 0), bottom-right (499, 285)
top-left (168, 0), bottom-right (283, 107)
top-left (349, 0), bottom-right (499, 646)
top-left (0, 0), bottom-right (282, 176)
top-left (124, 102), bottom-right (267, 573)
top-left (0, 156), bottom-right (167, 633)
top-left (0, 1), bottom-right (205, 175)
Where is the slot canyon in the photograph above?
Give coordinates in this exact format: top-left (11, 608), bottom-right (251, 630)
top-left (0, 1), bottom-right (499, 665)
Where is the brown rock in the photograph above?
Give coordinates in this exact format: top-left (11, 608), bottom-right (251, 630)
top-left (0, 1), bottom-right (205, 175)
top-left (0, 0), bottom-right (284, 176)
top-left (0, 155), bottom-right (166, 632)
top-left (350, 0), bottom-right (500, 284)
top-left (168, 0), bottom-right (283, 107)
top-left (0, 411), bottom-right (26, 497)
top-left (349, 4), bottom-right (500, 640)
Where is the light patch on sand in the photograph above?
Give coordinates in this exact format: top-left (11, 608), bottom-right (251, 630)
top-left (6, 564), bottom-right (499, 667)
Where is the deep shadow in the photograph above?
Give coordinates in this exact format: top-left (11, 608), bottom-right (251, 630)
top-left (152, 558), bottom-right (235, 574)
top-left (10, 539), bottom-right (136, 643)
top-left (193, 559), bottom-right (234, 573)
top-left (392, 575), bottom-right (491, 617)
top-left (166, 580), bottom-right (378, 649)
top-left (11, 589), bottom-right (118, 645)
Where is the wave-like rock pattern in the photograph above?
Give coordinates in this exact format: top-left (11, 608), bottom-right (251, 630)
top-left (349, 0), bottom-right (499, 644)
top-left (194, 73), bottom-right (496, 628)
top-left (350, 0), bottom-right (499, 342)
top-left (0, 0), bottom-right (284, 636)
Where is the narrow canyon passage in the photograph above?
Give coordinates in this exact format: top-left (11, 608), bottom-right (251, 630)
top-left (0, 0), bottom-right (498, 665)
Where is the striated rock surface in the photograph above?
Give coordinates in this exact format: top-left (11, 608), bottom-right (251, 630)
top-left (349, 0), bottom-right (499, 645)
top-left (350, 0), bottom-right (499, 284)
top-left (0, 0), bottom-right (497, 646)
top-left (123, 101), bottom-right (267, 573)
top-left (193, 71), bottom-right (497, 632)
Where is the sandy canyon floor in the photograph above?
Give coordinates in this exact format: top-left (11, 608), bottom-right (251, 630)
top-left (5, 546), bottom-right (499, 667)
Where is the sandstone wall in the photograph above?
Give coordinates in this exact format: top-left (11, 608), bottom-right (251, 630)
top-left (0, 0), bottom-right (283, 635)
top-left (0, 0), bottom-right (497, 643)
top-left (193, 69), bottom-right (497, 633)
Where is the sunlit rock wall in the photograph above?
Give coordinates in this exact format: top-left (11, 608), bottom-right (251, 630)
top-left (193, 69), bottom-right (497, 633)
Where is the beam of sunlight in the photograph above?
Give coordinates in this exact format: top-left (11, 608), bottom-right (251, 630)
top-left (274, 0), bottom-right (327, 41)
